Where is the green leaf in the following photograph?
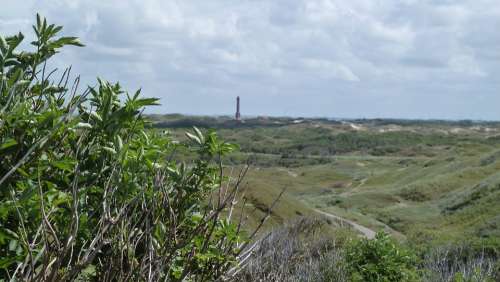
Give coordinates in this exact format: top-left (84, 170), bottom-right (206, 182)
top-left (115, 135), bottom-right (123, 151)
top-left (51, 25), bottom-right (63, 35)
top-left (0, 36), bottom-right (7, 54)
top-left (102, 146), bottom-right (117, 155)
top-left (50, 36), bottom-right (85, 48)
top-left (16, 167), bottom-right (29, 177)
top-left (36, 14), bottom-right (42, 30)
top-left (135, 97), bottom-right (160, 108)
top-left (52, 160), bottom-right (76, 172)
top-left (75, 122), bottom-right (92, 129)
top-left (185, 132), bottom-right (201, 144)
top-left (193, 126), bottom-right (205, 144)
top-left (0, 256), bottom-right (18, 269)
top-left (0, 138), bottom-right (17, 150)
top-left (8, 239), bottom-right (17, 251)
top-left (18, 185), bottom-right (37, 203)
top-left (90, 111), bottom-right (102, 122)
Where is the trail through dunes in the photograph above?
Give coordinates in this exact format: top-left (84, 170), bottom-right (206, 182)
top-left (313, 208), bottom-right (376, 239)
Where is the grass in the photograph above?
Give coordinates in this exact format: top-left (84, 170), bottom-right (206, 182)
top-left (151, 114), bottom-right (500, 248)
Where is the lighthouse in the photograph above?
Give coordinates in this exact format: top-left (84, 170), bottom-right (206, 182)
top-left (235, 96), bottom-right (241, 121)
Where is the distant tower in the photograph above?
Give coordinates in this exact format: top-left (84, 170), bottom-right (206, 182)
top-left (235, 96), bottom-right (241, 121)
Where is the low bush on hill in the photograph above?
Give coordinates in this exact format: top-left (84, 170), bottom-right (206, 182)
top-left (345, 232), bottom-right (419, 282)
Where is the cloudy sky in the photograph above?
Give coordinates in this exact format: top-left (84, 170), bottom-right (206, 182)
top-left (1, 1), bottom-right (499, 119)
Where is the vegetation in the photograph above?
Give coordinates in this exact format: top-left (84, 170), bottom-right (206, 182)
top-left (0, 15), bottom-right (270, 281)
top-left (235, 217), bottom-right (350, 282)
top-left (236, 218), bottom-right (499, 281)
top-left (345, 232), bottom-right (418, 282)
top-left (154, 115), bottom-right (500, 246)
top-left (3, 14), bottom-right (500, 282)
top-left (152, 115), bottom-right (500, 280)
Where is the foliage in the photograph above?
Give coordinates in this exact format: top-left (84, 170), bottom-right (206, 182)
top-left (420, 244), bottom-right (498, 282)
top-left (235, 218), bottom-right (500, 282)
top-left (234, 217), bottom-right (349, 282)
top-left (345, 232), bottom-right (419, 282)
top-left (152, 115), bottom-right (475, 158)
top-left (0, 15), bottom-right (257, 281)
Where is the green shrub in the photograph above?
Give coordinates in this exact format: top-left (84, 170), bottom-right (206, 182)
top-left (346, 232), bottom-right (419, 282)
top-left (0, 15), bottom-right (254, 281)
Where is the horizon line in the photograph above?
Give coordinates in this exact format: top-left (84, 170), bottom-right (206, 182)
top-left (146, 113), bottom-right (500, 123)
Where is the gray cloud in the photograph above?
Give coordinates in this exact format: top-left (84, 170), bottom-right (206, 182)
top-left (1, 0), bottom-right (499, 119)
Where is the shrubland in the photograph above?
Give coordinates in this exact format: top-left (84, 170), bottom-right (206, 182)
top-left (155, 114), bottom-right (500, 245)
top-left (236, 218), bottom-right (499, 282)
top-left (152, 114), bottom-right (500, 281)
top-left (0, 15), bottom-right (268, 281)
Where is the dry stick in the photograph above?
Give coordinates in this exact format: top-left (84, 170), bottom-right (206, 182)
top-left (237, 187), bottom-right (286, 256)
top-left (31, 59), bottom-right (47, 110)
top-left (201, 163), bottom-right (236, 252)
top-left (179, 243), bottom-right (198, 280)
top-left (161, 182), bottom-right (237, 278)
top-left (18, 218), bottom-right (46, 280)
top-left (215, 172), bottom-right (245, 252)
top-left (140, 137), bottom-right (170, 280)
top-left (37, 171), bottom-right (63, 282)
top-left (158, 157), bottom-right (242, 280)
top-left (230, 164), bottom-right (250, 234)
top-left (57, 67), bottom-right (70, 88)
top-left (196, 167), bottom-right (250, 280)
top-left (92, 108), bottom-right (151, 280)
top-left (28, 209), bottom-right (58, 282)
top-left (67, 128), bottom-right (238, 280)
top-left (235, 192), bottom-right (248, 240)
top-left (8, 189), bottom-right (35, 280)
top-left (0, 76), bottom-right (27, 114)
top-left (33, 184), bottom-right (66, 282)
top-left (227, 166), bottom-right (244, 224)
top-left (217, 155), bottom-right (225, 208)
top-left (46, 175), bottom-right (86, 281)
top-left (56, 67), bottom-right (71, 103)
top-left (221, 233), bottom-right (272, 280)
top-left (120, 206), bottom-right (144, 281)
top-left (16, 196), bottom-right (35, 280)
top-left (115, 202), bottom-right (149, 280)
top-left (37, 169), bottom-right (61, 250)
top-left (146, 194), bottom-right (155, 282)
top-left (62, 195), bottom-right (141, 280)
top-left (159, 189), bottom-right (182, 277)
top-left (27, 85), bottom-right (89, 281)
top-left (59, 162), bottom-right (82, 271)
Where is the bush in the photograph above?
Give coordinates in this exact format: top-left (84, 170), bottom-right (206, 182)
top-left (0, 15), bottom-right (258, 281)
top-left (234, 217), bottom-right (348, 282)
top-left (345, 232), bottom-right (419, 282)
top-left (421, 244), bottom-right (498, 282)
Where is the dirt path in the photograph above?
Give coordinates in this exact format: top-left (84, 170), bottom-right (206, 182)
top-left (313, 208), bottom-right (376, 239)
top-left (356, 177), bottom-right (368, 188)
top-left (277, 168), bottom-right (298, 177)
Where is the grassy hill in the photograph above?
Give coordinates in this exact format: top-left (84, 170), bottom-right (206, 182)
top-left (151, 114), bottom-right (500, 248)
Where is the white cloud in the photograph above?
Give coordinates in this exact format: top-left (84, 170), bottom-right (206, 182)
top-left (302, 58), bottom-right (360, 81)
top-left (449, 54), bottom-right (486, 77)
top-left (1, 0), bottom-right (499, 119)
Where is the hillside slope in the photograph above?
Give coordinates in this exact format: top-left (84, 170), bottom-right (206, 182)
top-left (153, 115), bottom-right (500, 246)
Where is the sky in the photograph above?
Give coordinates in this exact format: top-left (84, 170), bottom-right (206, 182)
top-left (1, 0), bottom-right (499, 120)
